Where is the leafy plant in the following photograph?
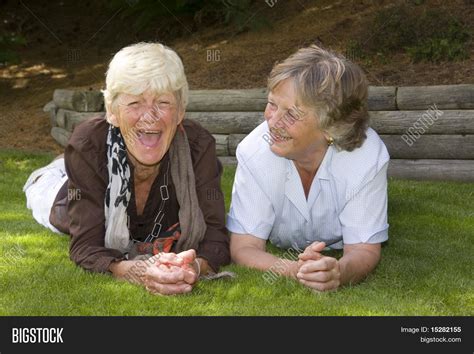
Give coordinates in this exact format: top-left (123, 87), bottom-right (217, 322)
top-left (0, 33), bottom-right (27, 65)
top-left (407, 14), bottom-right (470, 62)
top-left (407, 38), bottom-right (468, 63)
top-left (195, 0), bottom-right (270, 32)
top-left (108, 0), bottom-right (268, 34)
top-left (356, 4), bottom-right (471, 63)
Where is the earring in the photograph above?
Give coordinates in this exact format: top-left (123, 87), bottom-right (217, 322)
top-left (327, 136), bottom-right (334, 146)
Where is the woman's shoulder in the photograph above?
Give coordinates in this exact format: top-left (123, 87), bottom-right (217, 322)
top-left (68, 115), bottom-right (108, 152)
top-left (329, 128), bottom-right (390, 185)
top-left (182, 119), bottom-right (213, 143)
top-left (235, 122), bottom-right (283, 166)
top-left (234, 122), bottom-right (288, 189)
top-left (182, 119), bottom-right (218, 164)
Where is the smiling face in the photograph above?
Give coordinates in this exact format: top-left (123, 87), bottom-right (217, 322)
top-left (264, 79), bottom-right (328, 163)
top-left (108, 89), bottom-right (184, 166)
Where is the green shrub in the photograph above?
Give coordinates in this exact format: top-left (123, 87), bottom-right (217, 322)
top-left (356, 4), bottom-right (470, 63)
top-left (195, 0), bottom-right (270, 32)
top-left (109, 0), bottom-right (268, 34)
top-left (407, 13), bottom-right (470, 62)
top-left (0, 33), bottom-right (26, 65)
top-left (407, 38), bottom-right (469, 63)
top-left (362, 5), bottom-right (416, 54)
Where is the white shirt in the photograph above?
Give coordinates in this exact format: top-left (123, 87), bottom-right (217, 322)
top-left (227, 122), bottom-right (390, 250)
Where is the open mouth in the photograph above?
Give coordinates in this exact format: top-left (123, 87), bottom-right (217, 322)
top-left (137, 130), bottom-right (162, 148)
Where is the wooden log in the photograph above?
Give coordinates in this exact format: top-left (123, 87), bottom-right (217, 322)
top-left (51, 127), bottom-right (71, 147)
top-left (55, 109), bottom-right (103, 132)
top-left (53, 89), bottom-right (104, 112)
top-left (223, 134), bottom-right (474, 159)
top-left (187, 88), bottom-right (268, 112)
top-left (43, 100), bottom-right (55, 112)
top-left (186, 112), bottom-right (264, 134)
top-left (49, 109), bottom-right (58, 128)
top-left (380, 135), bottom-right (474, 160)
top-left (370, 110), bottom-right (474, 134)
top-left (367, 86), bottom-right (397, 111)
top-left (46, 83), bottom-right (474, 113)
top-left (217, 157), bottom-right (474, 181)
top-left (189, 110), bottom-right (474, 136)
top-left (397, 84), bottom-right (474, 110)
top-left (218, 156), bottom-right (238, 166)
top-left (43, 101), bottom-right (59, 127)
top-left (212, 134), bottom-right (229, 156)
top-left (388, 159), bottom-right (474, 182)
top-left (65, 111), bottom-right (102, 131)
top-left (228, 134), bottom-right (247, 155)
top-left (186, 86), bottom-right (398, 112)
top-left (55, 109), bottom-right (66, 128)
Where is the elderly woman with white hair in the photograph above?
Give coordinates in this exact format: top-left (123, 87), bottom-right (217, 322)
top-left (228, 45), bottom-right (390, 291)
top-left (24, 42), bottom-right (230, 295)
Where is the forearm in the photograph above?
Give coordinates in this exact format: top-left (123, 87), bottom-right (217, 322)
top-left (232, 246), bottom-right (298, 278)
top-left (338, 246), bottom-right (381, 286)
top-left (109, 260), bottom-right (147, 285)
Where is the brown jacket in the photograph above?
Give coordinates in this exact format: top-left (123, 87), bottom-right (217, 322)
top-left (50, 116), bottom-right (230, 273)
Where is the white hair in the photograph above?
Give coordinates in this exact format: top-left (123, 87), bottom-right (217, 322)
top-left (102, 42), bottom-right (189, 117)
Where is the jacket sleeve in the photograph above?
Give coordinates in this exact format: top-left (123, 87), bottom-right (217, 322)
top-left (65, 127), bottom-right (125, 273)
top-left (188, 123), bottom-right (231, 272)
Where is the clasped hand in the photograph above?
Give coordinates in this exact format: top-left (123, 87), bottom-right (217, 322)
top-left (296, 242), bottom-right (341, 292)
top-left (142, 249), bottom-right (199, 295)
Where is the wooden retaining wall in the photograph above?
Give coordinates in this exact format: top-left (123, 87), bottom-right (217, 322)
top-left (44, 85), bottom-right (474, 181)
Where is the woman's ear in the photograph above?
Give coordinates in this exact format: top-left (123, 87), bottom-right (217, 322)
top-left (106, 105), bottom-right (120, 127)
top-left (322, 130), bottom-right (334, 146)
top-left (177, 107), bottom-right (185, 125)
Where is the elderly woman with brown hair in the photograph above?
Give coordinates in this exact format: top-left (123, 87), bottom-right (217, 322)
top-left (24, 42), bottom-right (230, 295)
top-left (227, 45), bottom-right (390, 291)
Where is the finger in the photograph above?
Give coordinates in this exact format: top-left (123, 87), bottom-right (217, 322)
top-left (146, 282), bottom-right (193, 296)
top-left (168, 265), bottom-right (195, 283)
top-left (298, 242), bottom-right (326, 261)
top-left (298, 257), bottom-right (337, 273)
top-left (297, 259), bottom-right (305, 269)
top-left (182, 267), bottom-right (199, 285)
top-left (146, 265), bottom-right (185, 283)
top-left (177, 249), bottom-right (196, 264)
top-left (297, 270), bottom-right (334, 283)
top-left (299, 278), bottom-right (340, 292)
top-left (145, 278), bottom-right (188, 289)
top-left (155, 252), bottom-right (184, 266)
top-left (310, 241), bottom-right (327, 253)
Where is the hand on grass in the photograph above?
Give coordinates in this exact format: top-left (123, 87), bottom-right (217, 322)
top-left (143, 249), bottom-right (200, 296)
top-left (296, 241), bottom-right (341, 292)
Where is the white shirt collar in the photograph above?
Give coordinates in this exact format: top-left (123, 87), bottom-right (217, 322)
top-left (283, 146), bottom-right (334, 221)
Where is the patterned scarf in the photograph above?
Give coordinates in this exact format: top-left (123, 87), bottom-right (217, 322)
top-left (104, 124), bottom-right (206, 255)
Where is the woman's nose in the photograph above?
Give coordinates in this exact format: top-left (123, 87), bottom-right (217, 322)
top-left (142, 103), bottom-right (161, 120)
top-left (264, 107), bottom-right (279, 125)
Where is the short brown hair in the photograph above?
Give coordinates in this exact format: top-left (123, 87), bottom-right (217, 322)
top-left (268, 45), bottom-right (369, 151)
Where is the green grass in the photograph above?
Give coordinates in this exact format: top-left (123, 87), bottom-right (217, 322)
top-left (0, 149), bottom-right (473, 316)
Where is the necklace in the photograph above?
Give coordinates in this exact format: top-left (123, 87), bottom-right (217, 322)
top-left (128, 160), bottom-right (171, 243)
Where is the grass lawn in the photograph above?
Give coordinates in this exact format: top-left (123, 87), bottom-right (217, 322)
top-left (0, 149), bottom-right (473, 316)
